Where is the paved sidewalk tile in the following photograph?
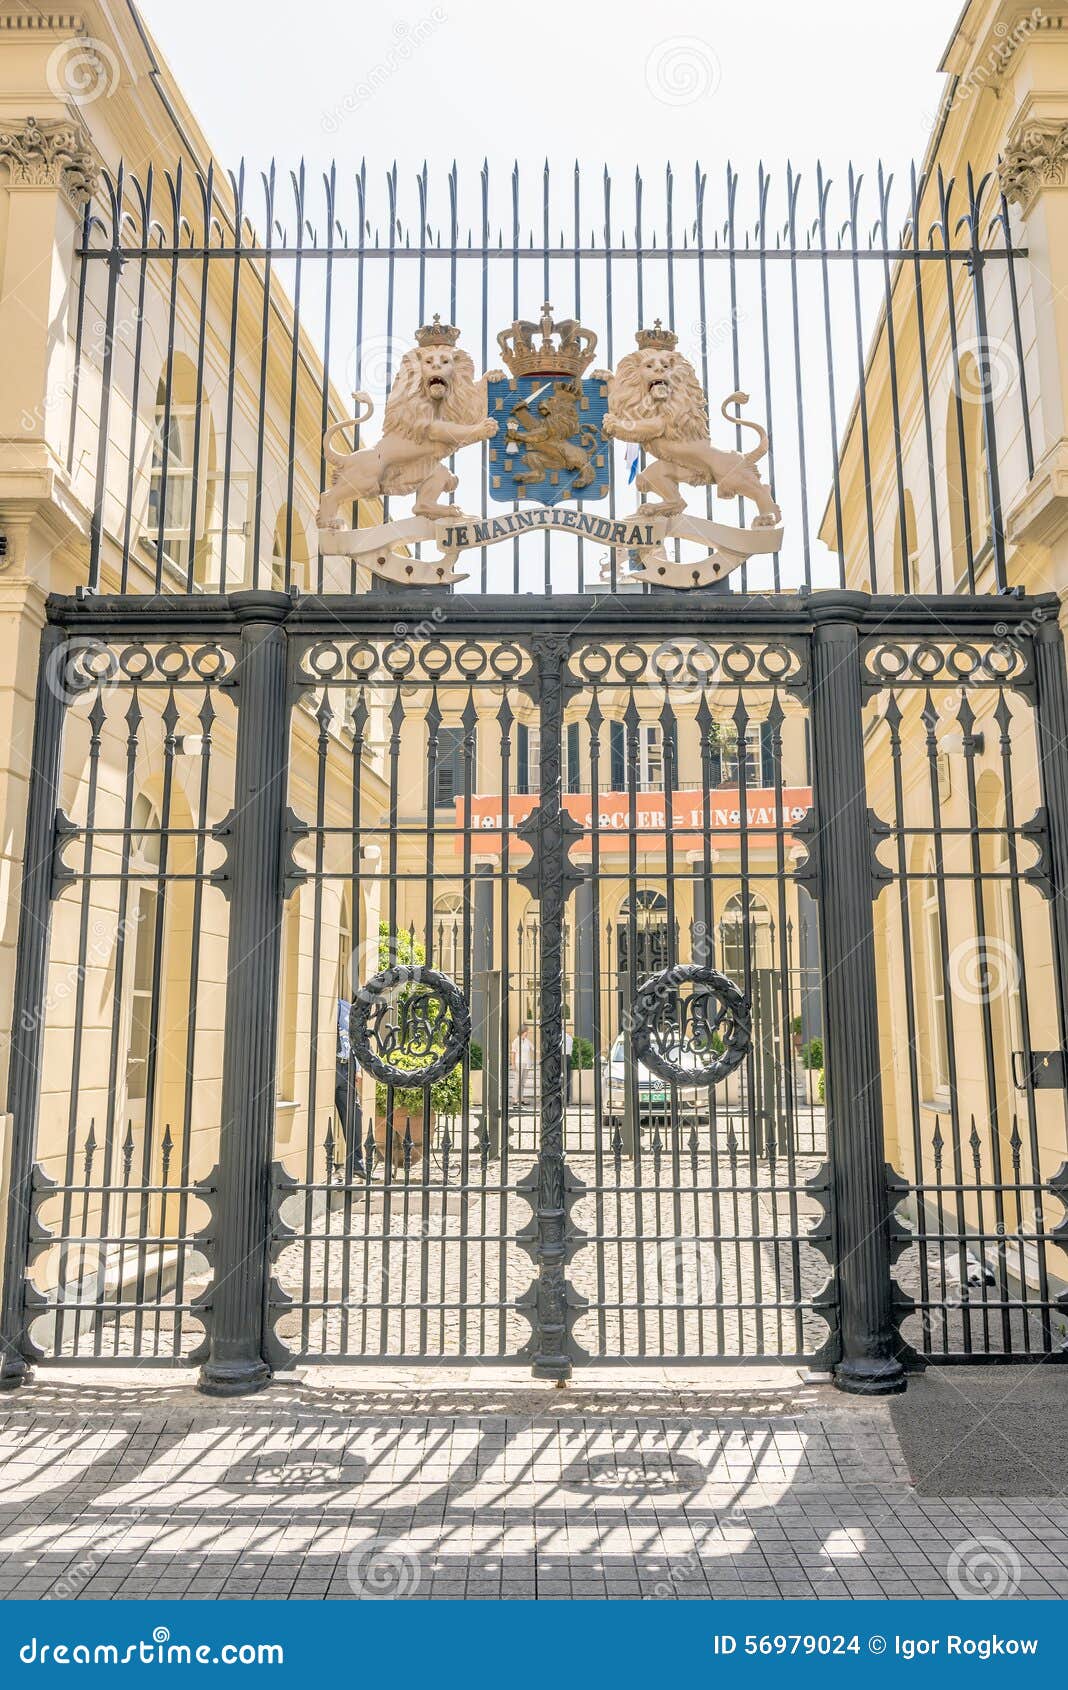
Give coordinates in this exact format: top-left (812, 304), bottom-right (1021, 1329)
top-left (0, 1372), bottom-right (1064, 1601)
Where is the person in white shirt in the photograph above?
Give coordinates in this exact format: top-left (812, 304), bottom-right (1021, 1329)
top-left (509, 1022), bottom-right (536, 1109)
top-left (563, 1026), bottom-right (574, 1107)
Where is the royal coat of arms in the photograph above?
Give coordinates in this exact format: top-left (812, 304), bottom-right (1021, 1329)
top-left (488, 305), bottom-right (609, 504)
top-left (316, 306), bottom-right (784, 590)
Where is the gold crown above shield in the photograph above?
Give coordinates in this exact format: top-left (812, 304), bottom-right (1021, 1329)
top-left (635, 319), bottom-right (678, 352)
top-left (415, 314), bottom-right (461, 348)
top-left (497, 302), bottom-right (598, 379)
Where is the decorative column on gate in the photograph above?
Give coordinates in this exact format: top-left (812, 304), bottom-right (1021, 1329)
top-left (0, 625), bottom-right (67, 1387)
top-left (516, 635), bottom-right (585, 1379)
top-left (199, 592), bottom-right (292, 1396)
top-left (809, 600), bottom-right (906, 1395)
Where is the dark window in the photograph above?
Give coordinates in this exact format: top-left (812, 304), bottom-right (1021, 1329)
top-left (517, 722), bottom-right (530, 795)
top-left (609, 720), bottom-right (625, 790)
top-left (566, 722), bottom-right (580, 793)
top-left (760, 720), bottom-right (775, 786)
top-left (433, 725), bottom-right (469, 808)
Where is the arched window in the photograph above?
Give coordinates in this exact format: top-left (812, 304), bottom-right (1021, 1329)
top-left (124, 796), bottom-right (162, 1125)
top-left (278, 895), bottom-right (301, 1107)
top-left (433, 892), bottom-right (464, 978)
top-left (946, 355), bottom-right (990, 584)
top-left (617, 889), bottom-right (670, 979)
top-left (891, 490), bottom-right (920, 595)
top-left (921, 855), bottom-right (949, 1097)
top-left (270, 504), bottom-right (310, 592)
top-left (146, 356), bottom-right (217, 585)
top-left (720, 889), bottom-right (773, 973)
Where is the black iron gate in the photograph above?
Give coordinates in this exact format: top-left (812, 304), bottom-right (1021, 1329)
top-left (2, 589), bottom-right (1068, 1394)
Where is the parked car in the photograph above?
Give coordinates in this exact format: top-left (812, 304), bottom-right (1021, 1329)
top-left (599, 1035), bottom-right (710, 1130)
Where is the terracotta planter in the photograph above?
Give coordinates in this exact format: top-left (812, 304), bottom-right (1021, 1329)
top-left (373, 1110), bottom-right (431, 1168)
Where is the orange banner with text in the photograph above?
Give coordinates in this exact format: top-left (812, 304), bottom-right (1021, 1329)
top-left (454, 788), bottom-right (812, 855)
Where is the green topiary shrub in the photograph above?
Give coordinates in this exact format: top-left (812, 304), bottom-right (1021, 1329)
top-left (801, 1036), bottom-right (824, 1071)
top-left (376, 1048), bottom-right (462, 1117)
top-left (371, 926), bottom-right (462, 1114)
top-left (571, 1037), bottom-right (595, 1070)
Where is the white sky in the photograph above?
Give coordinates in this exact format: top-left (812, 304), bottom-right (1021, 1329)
top-left (129, 0), bottom-right (970, 592)
top-left (135, 0), bottom-right (962, 186)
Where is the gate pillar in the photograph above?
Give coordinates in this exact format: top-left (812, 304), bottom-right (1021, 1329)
top-left (199, 593), bottom-right (292, 1397)
top-left (810, 605), bottom-right (906, 1395)
top-left (518, 635), bottom-right (584, 1380)
top-left (0, 624), bottom-right (67, 1388)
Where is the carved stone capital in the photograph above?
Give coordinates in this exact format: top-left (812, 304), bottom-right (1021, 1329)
top-left (0, 115), bottom-right (98, 205)
top-left (999, 119), bottom-right (1068, 213)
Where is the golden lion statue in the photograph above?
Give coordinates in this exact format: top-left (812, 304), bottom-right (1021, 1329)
top-left (317, 321), bottom-right (503, 528)
top-left (603, 330), bottom-right (781, 528)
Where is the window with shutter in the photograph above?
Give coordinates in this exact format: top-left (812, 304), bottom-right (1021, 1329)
top-left (609, 720), bottom-right (625, 790)
top-left (433, 725), bottom-right (469, 808)
top-left (760, 720), bottom-right (775, 786)
top-left (566, 721), bottom-right (580, 793)
top-left (517, 722), bottom-right (529, 795)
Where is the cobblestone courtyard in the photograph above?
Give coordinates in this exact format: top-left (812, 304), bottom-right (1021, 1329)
top-left (0, 1368), bottom-right (1065, 1600)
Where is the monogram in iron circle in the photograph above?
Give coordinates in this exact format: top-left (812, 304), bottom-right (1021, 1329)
top-left (349, 964), bottom-right (470, 1088)
top-left (630, 964), bottom-right (752, 1086)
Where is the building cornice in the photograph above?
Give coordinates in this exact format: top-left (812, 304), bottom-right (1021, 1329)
top-left (999, 116), bottom-right (1068, 209)
top-left (0, 114), bottom-right (99, 205)
top-left (0, 12), bottom-right (85, 31)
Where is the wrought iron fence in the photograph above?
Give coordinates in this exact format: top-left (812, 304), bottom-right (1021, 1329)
top-left (4, 590), bottom-right (1067, 1391)
top-left (68, 159), bottom-right (1033, 598)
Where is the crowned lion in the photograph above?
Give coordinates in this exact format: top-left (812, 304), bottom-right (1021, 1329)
top-left (317, 318), bottom-right (503, 528)
top-left (602, 325), bottom-right (782, 528)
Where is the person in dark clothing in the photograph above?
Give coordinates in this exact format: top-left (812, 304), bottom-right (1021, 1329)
top-left (335, 998), bottom-right (366, 1179)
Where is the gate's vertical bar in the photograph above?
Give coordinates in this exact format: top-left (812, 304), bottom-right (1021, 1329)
top-left (810, 603), bottom-right (906, 1395)
top-left (524, 635), bottom-right (580, 1379)
top-left (1032, 614), bottom-right (1068, 1065)
top-left (199, 594), bottom-right (291, 1396)
top-left (0, 625), bottom-right (67, 1387)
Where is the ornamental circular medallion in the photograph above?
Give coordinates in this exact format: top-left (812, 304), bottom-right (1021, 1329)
top-left (630, 964), bottom-right (751, 1086)
top-left (349, 964), bottom-right (470, 1088)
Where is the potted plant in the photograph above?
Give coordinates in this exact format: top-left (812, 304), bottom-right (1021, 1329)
top-left (800, 1035), bottom-right (824, 1107)
top-left (374, 1053), bottom-right (462, 1168)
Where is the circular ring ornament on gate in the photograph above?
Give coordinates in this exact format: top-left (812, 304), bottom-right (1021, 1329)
top-left (349, 964), bottom-right (470, 1088)
top-left (630, 964), bottom-right (752, 1085)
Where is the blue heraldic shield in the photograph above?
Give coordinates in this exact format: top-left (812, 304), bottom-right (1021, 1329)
top-left (487, 374), bottom-right (609, 504)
